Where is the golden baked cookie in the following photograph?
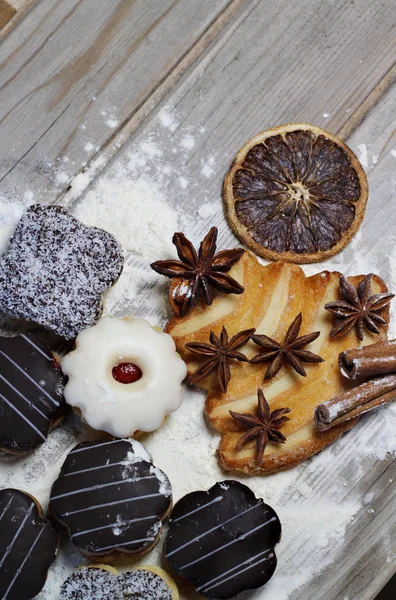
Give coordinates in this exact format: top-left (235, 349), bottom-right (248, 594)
top-left (166, 251), bottom-right (389, 474)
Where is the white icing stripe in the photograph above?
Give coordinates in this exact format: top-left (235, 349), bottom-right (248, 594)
top-left (94, 537), bottom-right (156, 553)
top-left (0, 352), bottom-right (60, 407)
top-left (167, 503), bottom-right (262, 556)
top-left (69, 439), bottom-right (124, 454)
top-left (201, 551), bottom-right (274, 593)
top-left (180, 517), bottom-right (277, 570)
top-left (2, 528), bottom-right (45, 599)
top-left (20, 334), bottom-right (51, 361)
top-left (172, 496), bottom-right (223, 523)
top-left (0, 375), bottom-right (50, 421)
top-left (0, 495), bottom-right (14, 523)
top-left (73, 515), bottom-right (158, 538)
top-left (64, 460), bottom-right (128, 477)
top-left (51, 475), bottom-right (157, 500)
top-left (0, 505), bottom-right (33, 569)
top-left (61, 493), bottom-right (164, 517)
top-left (196, 547), bottom-right (272, 592)
top-left (0, 393), bottom-right (46, 441)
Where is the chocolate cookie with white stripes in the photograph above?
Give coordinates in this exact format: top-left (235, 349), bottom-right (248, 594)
top-left (0, 488), bottom-right (59, 600)
top-left (0, 333), bottom-right (66, 454)
top-left (49, 438), bottom-right (173, 563)
top-left (164, 480), bottom-right (281, 599)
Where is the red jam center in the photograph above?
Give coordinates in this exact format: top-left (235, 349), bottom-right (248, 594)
top-left (112, 362), bottom-right (142, 384)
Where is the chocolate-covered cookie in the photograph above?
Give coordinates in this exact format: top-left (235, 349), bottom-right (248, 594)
top-left (0, 204), bottom-right (123, 339)
top-left (49, 439), bottom-right (172, 562)
top-left (60, 566), bottom-right (177, 600)
top-left (164, 480), bottom-right (281, 599)
top-left (0, 333), bottom-right (66, 454)
top-left (0, 488), bottom-right (59, 600)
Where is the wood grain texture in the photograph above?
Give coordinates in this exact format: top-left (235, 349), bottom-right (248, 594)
top-left (1, 0), bottom-right (396, 597)
top-left (0, 0), bottom-right (233, 201)
top-left (0, 1), bottom-right (15, 29)
top-left (64, 1), bottom-right (396, 598)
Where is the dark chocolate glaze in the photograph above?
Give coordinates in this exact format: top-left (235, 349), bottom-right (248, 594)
top-left (50, 439), bottom-right (172, 557)
top-left (0, 205), bottom-right (124, 339)
top-left (0, 333), bottom-right (65, 453)
top-left (0, 488), bottom-right (59, 600)
top-left (60, 567), bottom-right (173, 600)
top-left (164, 480), bottom-right (281, 599)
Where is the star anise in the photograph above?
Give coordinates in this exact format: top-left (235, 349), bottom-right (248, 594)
top-left (325, 274), bottom-right (394, 341)
top-left (230, 389), bottom-right (291, 463)
top-left (250, 313), bottom-right (324, 379)
top-left (185, 326), bottom-right (255, 393)
top-left (150, 227), bottom-right (244, 316)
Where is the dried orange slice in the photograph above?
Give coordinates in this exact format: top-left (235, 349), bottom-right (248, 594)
top-left (223, 124), bottom-right (368, 264)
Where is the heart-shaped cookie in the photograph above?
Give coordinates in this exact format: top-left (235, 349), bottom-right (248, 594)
top-left (0, 205), bottom-right (123, 339)
top-left (166, 252), bottom-right (390, 474)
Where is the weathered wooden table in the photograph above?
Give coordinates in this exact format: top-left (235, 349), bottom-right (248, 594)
top-left (0, 1), bottom-right (395, 599)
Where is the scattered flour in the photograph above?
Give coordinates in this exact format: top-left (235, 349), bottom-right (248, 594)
top-left (56, 171), bottom-right (69, 185)
top-left (198, 201), bottom-right (217, 219)
top-left (0, 197), bottom-right (33, 254)
top-left (84, 142), bottom-right (94, 152)
top-left (180, 134), bottom-right (195, 150)
top-left (106, 117), bottom-right (119, 129)
top-left (157, 106), bottom-right (178, 132)
top-left (323, 112), bottom-right (330, 118)
top-left (391, 149), bottom-right (396, 158)
top-left (74, 177), bottom-right (178, 259)
top-left (1, 105), bottom-right (396, 600)
top-left (356, 143), bottom-right (368, 168)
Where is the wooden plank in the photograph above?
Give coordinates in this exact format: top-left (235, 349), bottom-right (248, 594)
top-left (63, 0), bottom-right (396, 217)
top-left (0, 0), bottom-right (235, 201)
top-left (0, 1), bottom-right (16, 30)
top-left (63, 1), bottom-right (396, 599)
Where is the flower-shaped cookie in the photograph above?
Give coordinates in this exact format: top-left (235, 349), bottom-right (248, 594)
top-left (49, 438), bottom-right (173, 562)
top-left (62, 317), bottom-right (187, 437)
top-left (165, 480), bottom-right (281, 599)
top-left (0, 205), bottom-right (123, 339)
top-left (0, 488), bottom-right (59, 600)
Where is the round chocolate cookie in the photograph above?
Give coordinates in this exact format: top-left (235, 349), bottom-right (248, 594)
top-left (164, 480), bottom-right (281, 599)
top-left (49, 439), bottom-right (172, 561)
top-left (60, 566), bottom-right (175, 600)
top-left (0, 488), bottom-right (59, 600)
top-left (0, 333), bottom-right (65, 454)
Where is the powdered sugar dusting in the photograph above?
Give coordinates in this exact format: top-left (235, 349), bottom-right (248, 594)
top-left (0, 198), bottom-right (31, 254)
top-left (149, 465), bottom-right (172, 497)
top-left (1, 101), bottom-right (395, 600)
top-left (75, 177), bottom-right (178, 259)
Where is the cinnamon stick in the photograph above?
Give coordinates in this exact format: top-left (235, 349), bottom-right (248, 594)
top-left (339, 339), bottom-right (396, 380)
top-left (314, 373), bottom-right (396, 431)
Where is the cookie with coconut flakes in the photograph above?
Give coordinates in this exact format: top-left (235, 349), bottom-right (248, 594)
top-left (49, 438), bottom-right (172, 563)
top-left (0, 205), bottom-right (123, 339)
top-left (59, 565), bottom-right (179, 600)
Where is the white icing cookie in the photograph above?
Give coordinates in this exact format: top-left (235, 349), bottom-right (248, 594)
top-left (61, 317), bottom-right (187, 437)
